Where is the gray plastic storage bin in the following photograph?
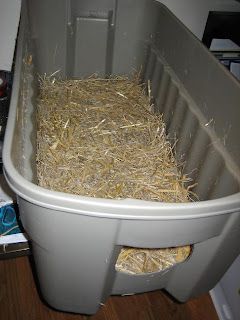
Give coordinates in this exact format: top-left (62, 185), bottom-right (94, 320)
top-left (3, 0), bottom-right (240, 315)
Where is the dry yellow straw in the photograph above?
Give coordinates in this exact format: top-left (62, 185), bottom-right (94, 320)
top-left (116, 246), bottom-right (191, 274)
top-left (37, 76), bottom-right (191, 202)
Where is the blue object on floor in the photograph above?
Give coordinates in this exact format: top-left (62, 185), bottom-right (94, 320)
top-left (0, 204), bottom-right (21, 235)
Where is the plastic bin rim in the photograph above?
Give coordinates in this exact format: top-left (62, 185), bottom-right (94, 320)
top-left (3, 165), bottom-right (240, 220)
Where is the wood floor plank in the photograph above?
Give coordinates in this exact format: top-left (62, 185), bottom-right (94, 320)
top-left (0, 257), bottom-right (219, 320)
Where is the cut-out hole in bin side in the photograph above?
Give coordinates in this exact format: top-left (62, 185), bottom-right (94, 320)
top-left (115, 245), bottom-right (192, 275)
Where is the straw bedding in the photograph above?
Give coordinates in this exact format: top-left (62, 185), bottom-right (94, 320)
top-left (115, 246), bottom-right (191, 275)
top-left (36, 75), bottom-right (192, 274)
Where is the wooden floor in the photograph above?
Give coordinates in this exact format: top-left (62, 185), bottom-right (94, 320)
top-left (0, 256), bottom-right (219, 320)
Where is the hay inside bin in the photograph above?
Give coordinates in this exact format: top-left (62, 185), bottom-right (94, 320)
top-left (36, 75), bottom-right (192, 274)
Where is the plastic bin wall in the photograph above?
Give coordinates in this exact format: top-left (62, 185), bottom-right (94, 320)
top-left (3, 0), bottom-right (240, 315)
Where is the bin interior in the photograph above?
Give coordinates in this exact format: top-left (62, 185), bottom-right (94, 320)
top-left (13, 0), bottom-right (240, 202)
